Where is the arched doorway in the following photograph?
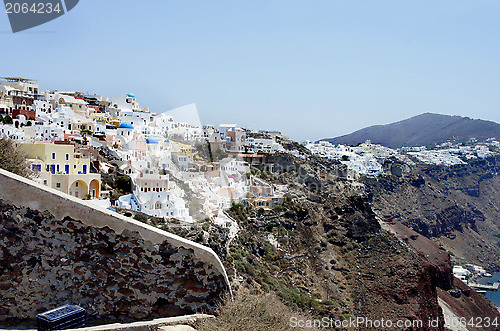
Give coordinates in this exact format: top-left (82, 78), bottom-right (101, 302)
top-left (69, 180), bottom-right (88, 199)
top-left (89, 179), bottom-right (100, 198)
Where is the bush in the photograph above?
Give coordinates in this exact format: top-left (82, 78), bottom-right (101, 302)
top-left (2, 115), bottom-right (12, 124)
top-left (168, 218), bottom-right (181, 224)
top-left (115, 175), bottom-right (131, 193)
top-left (81, 129), bottom-right (93, 135)
top-left (196, 291), bottom-right (317, 331)
top-left (133, 213), bottom-right (148, 222)
top-left (212, 148), bottom-right (228, 161)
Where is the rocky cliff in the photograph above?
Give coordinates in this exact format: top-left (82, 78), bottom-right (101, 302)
top-left (365, 156), bottom-right (500, 267)
top-left (159, 155), bottom-right (463, 330)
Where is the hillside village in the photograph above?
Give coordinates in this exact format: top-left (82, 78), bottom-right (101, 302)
top-left (0, 77), bottom-right (301, 227)
top-left (1, 77), bottom-right (499, 228)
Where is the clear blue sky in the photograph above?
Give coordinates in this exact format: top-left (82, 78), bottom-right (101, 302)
top-left (2, 1), bottom-right (500, 141)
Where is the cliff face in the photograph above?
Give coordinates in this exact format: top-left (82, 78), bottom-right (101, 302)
top-left (365, 156), bottom-right (500, 266)
top-left (221, 198), bottom-right (446, 329)
top-left (382, 221), bottom-right (453, 291)
top-left (157, 155), bottom-right (451, 329)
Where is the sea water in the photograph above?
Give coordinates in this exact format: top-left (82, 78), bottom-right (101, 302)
top-left (475, 271), bottom-right (500, 307)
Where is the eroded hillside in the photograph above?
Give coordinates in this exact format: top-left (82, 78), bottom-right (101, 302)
top-left (365, 156), bottom-right (500, 267)
top-left (155, 154), bottom-right (499, 330)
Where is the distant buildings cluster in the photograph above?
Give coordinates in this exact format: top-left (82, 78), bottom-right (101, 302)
top-left (453, 264), bottom-right (491, 284)
top-left (305, 138), bottom-right (499, 178)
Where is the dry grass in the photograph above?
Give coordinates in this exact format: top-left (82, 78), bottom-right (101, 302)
top-left (196, 291), bottom-right (317, 331)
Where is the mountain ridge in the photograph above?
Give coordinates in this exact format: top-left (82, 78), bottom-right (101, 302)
top-left (322, 113), bottom-right (500, 148)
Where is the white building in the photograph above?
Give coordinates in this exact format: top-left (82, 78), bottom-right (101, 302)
top-left (0, 124), bottom-right (26, 141)
top-left (246, 137), bottom-right (284, 153)
top-left (118, 171), bottom-right (192, 222)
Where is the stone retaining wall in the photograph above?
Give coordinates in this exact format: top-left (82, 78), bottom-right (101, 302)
top-left (0, 169), bottom-right (230, 322)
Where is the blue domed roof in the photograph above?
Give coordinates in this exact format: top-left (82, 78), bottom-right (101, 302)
top-left (118, 122), bottom-right (134, 129)
top-left (164, 138), bottom-right (170, 143)
top-left (146, 137), bottom-right (159, 144)
top-left (127, 93), bottom-right (136, 98)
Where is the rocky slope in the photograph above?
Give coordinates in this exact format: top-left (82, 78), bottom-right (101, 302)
top-left (157, 154), bottom-right (500, 330)
top-left (365, 156), bottom-right (500, 267)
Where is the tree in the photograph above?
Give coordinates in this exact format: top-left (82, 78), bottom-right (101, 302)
top-left (115, 175), bottom-right (132, 193)
top-left (0, 137), bottom-right (31, 178)
top-left (3, 115), bottom-right (12, 124)
top-left (213, 148), bottom-right (228, 161)
top-left (194, 142), bottom-right (211, 161)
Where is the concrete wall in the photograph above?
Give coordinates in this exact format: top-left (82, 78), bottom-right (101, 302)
top-left (0, 168), bottom-right (230, 322)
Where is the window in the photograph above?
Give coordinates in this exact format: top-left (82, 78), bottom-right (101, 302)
top-left (65, 153), bottom-right (69, 161)
top-left (56, 183), bottom-right (61, 188)
top-left (51, 152), bottom-right (56, 160)
top-left (43, 180), bottom-right (47, 185)
top-left (75, 182), bottom-right (79, 187)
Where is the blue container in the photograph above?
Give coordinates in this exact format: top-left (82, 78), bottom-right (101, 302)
top-left (36, 304), bottom-right (86, 331)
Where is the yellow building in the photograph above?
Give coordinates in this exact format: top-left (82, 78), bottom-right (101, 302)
top-left (171, 141), bottom-right (196, 155)
top-left (19, 143), bottom-right (101, 199)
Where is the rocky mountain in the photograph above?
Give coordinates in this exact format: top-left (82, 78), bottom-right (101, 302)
top-left (365, 156), bottom-right (500, 268)
top-left (322, 113), bottom-right (500, 148)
